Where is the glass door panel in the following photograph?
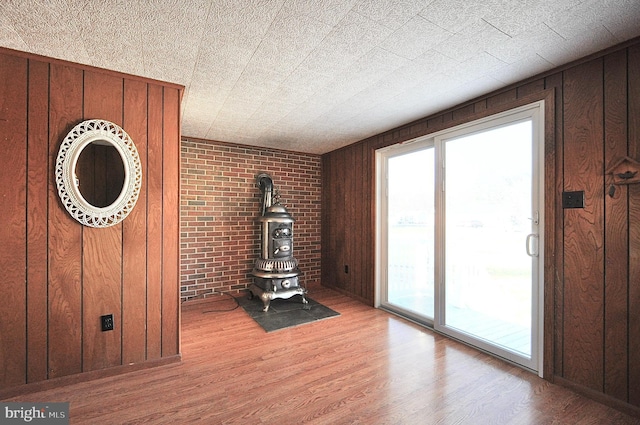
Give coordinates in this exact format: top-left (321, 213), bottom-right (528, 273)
top-left (440, 120), bottom-right (536, 363)
top-left (385, 147), bottom-right (435, 320)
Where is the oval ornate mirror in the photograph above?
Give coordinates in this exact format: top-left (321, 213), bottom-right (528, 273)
top-left (55, 119), bottom-right (142, 228)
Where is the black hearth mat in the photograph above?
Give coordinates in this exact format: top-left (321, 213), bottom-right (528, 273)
top-left (236, 294), bottom-right (340, 332)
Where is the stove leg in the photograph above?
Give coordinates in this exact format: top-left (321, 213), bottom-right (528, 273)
top-left (259, 292), bottom-right (271, 312)
top-left (301, 293), bottom-right (310, 310)
top-left (248, 283), bottom-right (272, 311)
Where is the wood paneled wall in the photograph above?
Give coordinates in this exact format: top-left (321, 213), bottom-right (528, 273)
top-left (322, 142), bottom-right (375, 304)
top-left (322, 38), bottom-right (640, 413)
top-left (0, 48), bottom-right (181, 392)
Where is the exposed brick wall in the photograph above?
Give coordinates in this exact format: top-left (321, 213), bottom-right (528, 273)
top-left (180, 138), bottom-right (322, 302)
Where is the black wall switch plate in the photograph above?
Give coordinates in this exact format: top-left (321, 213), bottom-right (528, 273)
top-left (562, 191), bottom-right (585, 209)
top-left (101, 314), bottom-right (114, 331)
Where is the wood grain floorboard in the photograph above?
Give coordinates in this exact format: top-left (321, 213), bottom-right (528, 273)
top-left (3, 285), bottom-right (638, 424)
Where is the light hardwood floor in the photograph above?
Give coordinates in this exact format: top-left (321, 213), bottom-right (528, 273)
top-left (3, 284), bottom-right (639, 424)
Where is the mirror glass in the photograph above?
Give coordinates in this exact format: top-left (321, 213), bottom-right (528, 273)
top-left (75, 141), bottom-right (125, 208)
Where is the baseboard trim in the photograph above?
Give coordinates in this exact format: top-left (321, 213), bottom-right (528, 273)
top-left (553, 375), bottom-right (640, 418)
top-left (0, 355), bottom-right (182, 400)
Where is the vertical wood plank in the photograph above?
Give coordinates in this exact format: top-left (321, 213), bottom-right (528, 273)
top-left (81, 225), bottom-right (123, 370)
top-left (161, 87), bottom-right (180, 357)
top-left (473, 100), bottom-right (487, 115)
top-left (349, 145), bottom-right (357, 296)
top-left (348, 146), bottom-right (356, 296)
top-left (541, 87), bottom-right (557, 381)
top-left (26, 59), bottom-right (50, 383)
top-left (82, 70), bottom-right (123, 371)
top-left (628, 43), bottom-right (640, 406)
top-left (517, 79), bottom-right (545, 99)
top-left (346, 147), bottom-right (354, 293)
top-left (358, 143), bottom-right (366, 301)
top-left (361, 142), bottom-right (372, 304)
top-left (48, 62), bottom-right (83, 379)
top-left (320, 154), bottom-right (333, 288)
top-left (361, 142), bottom-right (370, 303)
top-left (329, 151), bottom-right (343, 290)
top-left (355, 143), bottom-right (364, 300)
top-left (336, 149), bottom-right (348, 290)
top-left (332, 151), bottom-right (342, 289)
top-left (452, 104), bottom-right (474, 122)
top-left (486, 89), bottom-right (517, 109)
top-left (122, 79), bottom-right (148, 364)
top-left (325, 152), bottom-right (338, 289)
top-left (0, 53), bottom-right (27, 388)
top-left (367, 144), bottom-right (375, 304)
top-left (562, 59), bottom-right (605, 392)
top-left (365, 143), bottom-right (374, 304)
top-left (545, 71), bottom-right (565, 378)
top-left (602, 49), bottom-right (629, 401)
top-left (146, 84), bottom-right (163, 360)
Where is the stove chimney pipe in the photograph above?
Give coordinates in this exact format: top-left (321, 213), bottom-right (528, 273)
top-left (257, 173), bottom-right (273, 216)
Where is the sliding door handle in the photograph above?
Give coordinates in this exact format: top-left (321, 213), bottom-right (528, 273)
top-left (526, 234), bottom-right (539, 257)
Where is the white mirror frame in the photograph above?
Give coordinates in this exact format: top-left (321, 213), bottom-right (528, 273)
top-left (55, 119), bottom-right (142, 228)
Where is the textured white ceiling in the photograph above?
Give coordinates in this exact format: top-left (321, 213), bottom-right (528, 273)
top-left (1, 0), bottom-right (639, 154)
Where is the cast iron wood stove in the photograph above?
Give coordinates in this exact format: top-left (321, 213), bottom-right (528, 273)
top-left (248, 173), bottom-right (308, 311)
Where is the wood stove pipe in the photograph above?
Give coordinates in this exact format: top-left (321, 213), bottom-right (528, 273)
top-left (257, 173), bottom-right (273, 216)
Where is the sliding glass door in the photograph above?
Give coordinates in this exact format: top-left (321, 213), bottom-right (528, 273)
top-left (377, 102), bottom-right (544, 373)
